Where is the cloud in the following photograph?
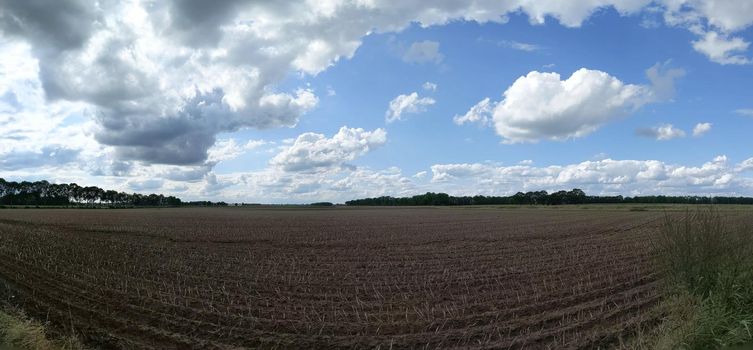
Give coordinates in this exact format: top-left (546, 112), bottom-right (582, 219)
top-left (500, 40), bottom-right (542, 51)
top-left (693, 122), bottom-right (712, 137)
top-left (453, 97), bottom-right (495, 126)
top-left (0, 0), bottom-right (98, 51)
top-left (429, 155), bottom-right (748, 196)
top-left (736, 109), bottom-right (753, 117)
top-left (402, 40), bottom-right (444, 64)
top-left (204, 154), bottom-right (752, 203)
top-left (736, 158), bottom-right (753, 172)
top-left (207, 138), bottom-right (267, 163)
top-left (661, 1), bottom-right (753, 62)
top-left (161, 165), bottom-right (213, 182)
top-left (692, 31), bottom-right (751, 65)
top-left (664, 0), bottom-right (753, 33)
top-left (385, 92), bottom-right (436, 123)
top-left (458, 67), bottom-right (671, 143)
top-left (457, 64), bottom-right (685, 142)
top-left (0, 1), bottom-right (330, 167)
top-left (645, 61), bottom-right (685, 100)
top-left (422, 82), bottom-right (437, 91)
top-left (0, 146), bottom-right (80, 170)
top-left (270, 126), bottom-right (387, 172)
top-left (127, 179), bottom-right (165, 192)
top-left (636, 124), bottom-right (687, 140)
top-left (201, 173), bottom-right (235, 196)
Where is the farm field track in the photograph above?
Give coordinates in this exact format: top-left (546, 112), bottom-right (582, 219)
top-left (0, 206), bottom-right (742, 349)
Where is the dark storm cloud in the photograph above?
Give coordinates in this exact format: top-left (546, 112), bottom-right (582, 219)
top-left (166, 0), bottom-right (247, 47)
top-left (0, 0), bottom-right (98, 51)
top-left (94, 90), bottom-right (228, 165)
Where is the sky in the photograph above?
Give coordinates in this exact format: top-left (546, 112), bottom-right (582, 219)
top-left (1, 0), bottom-right (753, 203)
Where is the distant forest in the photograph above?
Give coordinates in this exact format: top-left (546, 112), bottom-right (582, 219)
top-left (4, 178), bottom-right (753, 207)
top-left (0, 178), bottom-right (227, 207)
top-left (345, 189), bottom-right (753, 206)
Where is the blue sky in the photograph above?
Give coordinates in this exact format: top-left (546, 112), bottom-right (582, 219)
top-left (1, 1), bottom-right (753, 203)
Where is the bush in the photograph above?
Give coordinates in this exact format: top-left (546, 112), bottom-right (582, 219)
top-left (653, 207), bottom-right (753, 349)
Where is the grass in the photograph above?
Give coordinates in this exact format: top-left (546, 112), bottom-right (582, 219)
top-left (649, 207), bottom-right (753, 349)
top-left (0, 307), bottom-right (84, 350)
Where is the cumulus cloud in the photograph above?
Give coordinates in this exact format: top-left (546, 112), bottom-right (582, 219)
top-left (457, 64), bottom-right (686, 142)
top-left (457, 67), bottom-right (668, 143)
top-left (693, 122), bottom-right (712, 137)
top-left (402, 40), bottom-right (444, 64)
top-left (385, 92), bottom-right (436, 123)
top-left (270, 126), bottom-right (387, 172)
top-left (692, 31), bottom-right (751, 65)
top-left (636, 124), bottom-right (687, 140)
top-left (186, 153), bottom-right (753, 203)
top-left (429, 155), bottom-right (748, 196)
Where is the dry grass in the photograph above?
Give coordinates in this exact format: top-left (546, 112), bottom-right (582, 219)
top-left (0, 308), bottom-right (84, 350)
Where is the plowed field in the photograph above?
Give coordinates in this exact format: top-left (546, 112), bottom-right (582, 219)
top-left (0, 207), bottom-right (667, 349)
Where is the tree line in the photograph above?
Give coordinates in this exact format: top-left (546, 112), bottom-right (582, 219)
top-left (0, 178), bottom-right (227, 207)
top-left (345, 189), bottom-right (753, 206)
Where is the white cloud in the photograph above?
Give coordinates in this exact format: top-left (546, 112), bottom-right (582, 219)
top-left (692, 31), bottom-right (751, 65)
top-left (385, 92), bottom-right (436, 123)
top-left (736, 158), bottom-right (753, 172)
top-left (422, 82), bottom-right (438, 91)
top-left (457, 64), bottom-right (684, 142)
top-left (636, 124), bottom-right (687, 140)
top-left (270, 126), bottom-right (387, 172)
top-left (693, 122), bottom-right (712, 137)
top-left (402, 40), bottom-right (444, 64)
top-left (199, 154), bottom-right (753, 203)
top-left (666, 0), bottom-right (753, 33)
top-left (463, 68), bottom-right (653, 143)
top-left (429, 155), bottom-right (749, 196)
top-left (207, 138), bottom-right (267, 163)
top-left (453, 97), bottom-right (495, 126)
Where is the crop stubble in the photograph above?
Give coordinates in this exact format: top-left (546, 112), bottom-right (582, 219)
top-left (0, 207), bottom-right (665, 349)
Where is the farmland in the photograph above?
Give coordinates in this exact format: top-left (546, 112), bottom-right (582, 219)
top-left (0, 206), bottom-right (728, 349)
